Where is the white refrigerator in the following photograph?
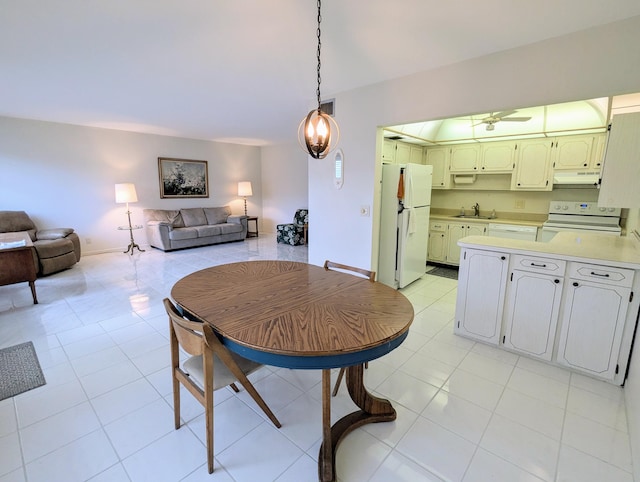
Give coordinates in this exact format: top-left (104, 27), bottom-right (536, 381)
top-left (378, 163), bottom-right (433, 289)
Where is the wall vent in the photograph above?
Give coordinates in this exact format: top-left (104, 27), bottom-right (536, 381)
top-left (320, 99), bottom-right (335, 117)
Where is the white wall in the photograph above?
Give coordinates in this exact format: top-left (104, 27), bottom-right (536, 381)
top-left (306, 15), bottom-right (640, 480)
top-left (260, 143), bottom-right (309, 233)
top-left (0, 117), bottom-right (263, 254)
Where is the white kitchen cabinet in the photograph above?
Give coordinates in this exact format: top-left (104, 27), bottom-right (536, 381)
top-left (598, 112), bottom-right (640, 208)
top-left (591, 132), bottom-right (606, 171)
top-left (424, 147), bottom-right (451, 189)
top-left (395, 142), bottom-right (411, 164)
top-left (502, 255), bottom-right (565, 361)
top-left (449, 144), bottom-right (480, 173)
top-left (480, 141), bottom-right (516, 172)
top-left (556, 263), bottom-right (634, 380)
top-left (382, 139), bottom-right (396, 163)
top-left (427, 221), bottom-right (447, 262)
top-left (409, 145), bottom-right (424, 164)
top-left (552, 135), bottom-right (594, 170)
top-left (511, 138), bottom-right (553, 191)
top-left (455, 248), bottom-right (510, 344)
top-left (446, 222), bottom-right (486, 265)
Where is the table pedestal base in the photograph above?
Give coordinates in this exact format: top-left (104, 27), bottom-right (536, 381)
top-left (319, 364), bottom-right (396, 482)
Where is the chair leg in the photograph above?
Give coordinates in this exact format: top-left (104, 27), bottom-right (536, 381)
top-left (332, 368), bottom-right (346, 397)
top-left (229, 382), bottom-right (240, 393)
top-left (236, 374), bottom-right (282, 428)
top-left (205, 386), bottom-right (214, 474)
top-left (172, 371), bottom-right (181, 430)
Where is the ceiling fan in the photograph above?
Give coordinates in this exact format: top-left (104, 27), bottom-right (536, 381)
top-left (474, 110), bottom-right (532, 131)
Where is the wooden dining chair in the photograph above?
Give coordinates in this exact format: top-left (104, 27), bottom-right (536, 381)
top-left (323, 260), bottom-right (376, 396)
top-left (164, 298), bottom-right (281, 474)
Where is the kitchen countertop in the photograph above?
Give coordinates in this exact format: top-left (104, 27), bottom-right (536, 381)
top-left (458, 231), bottom-right (640, 269)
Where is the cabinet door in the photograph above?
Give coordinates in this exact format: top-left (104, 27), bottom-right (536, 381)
top-left (512, 138), bottom-right (553, 191)
top-left (466, 224), bottom-right (486, 236)
top-left (481, 141), bottom-right (516, 172)
top-left (409, 145), bottom-right (424, 164)
top-left (455, 249), bottom-right (509, 344)
top-left (427, 232), bottom-right (447, 262)
top-left (552, 135), bottom-right (594, 170)
top-left (446, 223), bottom-right (466, 264)
top-left (502, 271), bottom-right (563, 360)
top-left (449, 144), bottom-right (480, 173)
top-left (590, 133), bottom-right (606, 171)
top-left (382, 139), bottom-right (396, 163)
top-left (556, 280), bottom-right (630, 379)
top-left (395, 142), bottom-right (411, 164)
top-left (424, 147), bottom-right (450, 188)
top-left (599, 112), bottom-right (640, 207)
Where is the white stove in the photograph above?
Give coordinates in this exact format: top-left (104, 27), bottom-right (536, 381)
top-left (541, 201), bottom-right (621, 242)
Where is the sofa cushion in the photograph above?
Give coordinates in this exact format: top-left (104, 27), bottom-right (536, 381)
top-left (169, 227), bottom-right (199, 241)
top-left (195, 225), bottom-right (222, 237)
top-left (181, 208), bottom-right (207, 227)
top-left (203, 207), bottom-right (230, 225)
top-left (33, 238), bottom-right (75, 258)
top-left (219, 223), bottom-right (243, 235)
top-left (144, 209), bottom-right (184, 228)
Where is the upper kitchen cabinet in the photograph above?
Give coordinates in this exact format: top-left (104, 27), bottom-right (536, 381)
top-left (382, 139), bottom-right (396, 163)
top-left (591, 133), bottom-right (606, 171)
top-left (409, 145), bottom-right (424, 164)
top-left (480, 141), bottom-right (516, 172)
top-left (383, 139), bottom-right (424, 165)
top-left (599, 112), bottom-right (640, 208)
top-left (395, 142), bottom-right (411, 164)
top-left (511, 138), bottom-right (553, 191)
top-left (424, 146), bottom-right (451, 189)
top-left (551, 134), bottom-right (595, 170)
top-left (449, 144), bottom-right (480, 173)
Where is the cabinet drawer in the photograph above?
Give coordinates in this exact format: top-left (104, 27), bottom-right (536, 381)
top-left (430, 221), bottom-right (447, 232)
top-left (568, 262), bottom-right (634, 288)
top-left (511, 254), bottom-right (566, 275)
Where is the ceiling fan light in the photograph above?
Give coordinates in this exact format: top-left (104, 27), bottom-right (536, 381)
top-left (486, 123), bottom-right (495, 131)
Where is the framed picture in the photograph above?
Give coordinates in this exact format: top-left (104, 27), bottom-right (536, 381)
top-left (158, 157), bottom-right (209, 198)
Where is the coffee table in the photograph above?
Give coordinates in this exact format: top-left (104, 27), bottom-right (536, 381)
top-left (171, 260), bottom-right (414, 481)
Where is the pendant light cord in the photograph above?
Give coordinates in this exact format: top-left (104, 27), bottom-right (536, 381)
top-left (315, 0), bottom-right (322, 113)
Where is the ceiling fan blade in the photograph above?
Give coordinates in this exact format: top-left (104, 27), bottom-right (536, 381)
top-left (500, 116), bottom-right (532, 122)
top-left (492, 110), bottom-right (517, 119)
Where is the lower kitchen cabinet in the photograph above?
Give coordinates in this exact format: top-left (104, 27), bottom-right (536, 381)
top-left (455, 249), bottom-right (509, 344)
top-left (446, 222), bottom-right (486, 265)
top-left (502, 269), bottom-right (563, 361)
top-left (556, 263), bottom-right (634, 379)
top-left (427, 221), bottom-right (447, 262)
top-left (455, 246), bottom-right (638, 384)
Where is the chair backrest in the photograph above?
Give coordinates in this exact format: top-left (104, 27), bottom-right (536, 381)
top-left (294, 209), bottom-right (308, 225)
top-left (164, 298), bottom-right (205, 357)
top-left (324, 260), bottom-right (376, 282)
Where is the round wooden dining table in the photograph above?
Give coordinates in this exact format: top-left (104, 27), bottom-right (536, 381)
top-left (171, 260), bottom-right (414, 482)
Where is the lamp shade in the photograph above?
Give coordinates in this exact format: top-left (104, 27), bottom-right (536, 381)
top-left (237, 181), bottom-right (253, 197)
top-left (115, 183), bottom-right (138, 204)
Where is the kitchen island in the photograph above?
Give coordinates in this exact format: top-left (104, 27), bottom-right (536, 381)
top-left (455, 231), bottom-right (640, 385)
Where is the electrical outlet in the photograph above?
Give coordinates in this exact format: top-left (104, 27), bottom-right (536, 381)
top-left (514, 199), bottom-right (525, 210)
top-left (360, 205), bottom-right (370, 217)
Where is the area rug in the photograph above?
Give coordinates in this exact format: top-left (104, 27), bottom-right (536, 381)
top-left (426, 265), bottom-right (459, 280)
top-left (0, 342), bottom-right (46, 401)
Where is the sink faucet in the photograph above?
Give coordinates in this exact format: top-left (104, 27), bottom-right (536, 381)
top-left (472, 203), bottom-right (480, 217)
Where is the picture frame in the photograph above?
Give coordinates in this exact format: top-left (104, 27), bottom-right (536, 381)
top-left (158, 157), bottom-right (209, 198)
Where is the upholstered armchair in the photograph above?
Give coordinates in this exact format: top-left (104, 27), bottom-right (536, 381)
top-left (0, 211), bottom-right (81, 276)
top-left (276, 209), bottom-right (308, 245)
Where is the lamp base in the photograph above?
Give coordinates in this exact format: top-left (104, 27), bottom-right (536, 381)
top-left (123, 209), bottom-right (145, 256)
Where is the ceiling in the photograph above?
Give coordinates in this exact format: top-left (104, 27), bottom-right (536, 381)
top-left (2, 2), bottom-right (640, 146)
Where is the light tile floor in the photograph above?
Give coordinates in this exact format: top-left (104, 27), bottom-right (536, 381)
top-left (0, 235), bottom-right (634, 481)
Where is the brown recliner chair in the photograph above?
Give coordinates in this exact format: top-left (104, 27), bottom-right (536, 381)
top-left (0, 211), bottom-right (81, 276)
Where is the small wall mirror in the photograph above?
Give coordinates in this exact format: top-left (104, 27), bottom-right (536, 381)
top-left (334, 149), bottom-right (344, 189)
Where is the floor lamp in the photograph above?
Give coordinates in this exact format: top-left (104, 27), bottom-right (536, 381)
top-left (238, 181), bottom-right (253, 216)
top-left (115, 183), bottom-right (145, 255)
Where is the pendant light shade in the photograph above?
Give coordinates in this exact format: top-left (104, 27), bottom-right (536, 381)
top-left (298, 0), bottom-right (339, 159)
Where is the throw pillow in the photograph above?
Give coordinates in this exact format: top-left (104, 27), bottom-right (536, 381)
top-left (203, 207), bottom-right (230, 225)
top-left (180, 208), bottom-right (207, 227)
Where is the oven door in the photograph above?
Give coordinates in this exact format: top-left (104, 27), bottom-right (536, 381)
top-left (540, 225), bottom-right (621, 242)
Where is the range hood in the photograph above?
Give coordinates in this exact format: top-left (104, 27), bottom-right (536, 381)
top-left (552, 171), bottom-right (600, 187)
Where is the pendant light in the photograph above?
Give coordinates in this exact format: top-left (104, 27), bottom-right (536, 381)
top-left (298, 0), bottom-right (339, 159)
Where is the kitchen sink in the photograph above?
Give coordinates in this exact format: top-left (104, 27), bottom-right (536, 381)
top-left (453, 214), bottom-right (496, 219)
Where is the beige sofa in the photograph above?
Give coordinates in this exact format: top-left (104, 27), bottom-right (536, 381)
top-left (143, 206), bottom-right (247, 251)
top-left (0, 210), bottom-right (81, 276)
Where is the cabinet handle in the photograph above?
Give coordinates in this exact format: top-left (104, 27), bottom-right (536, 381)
top-left (500, 256), bottom-right (506, 260)
top-left (573, 282), bottom-right (579, 287)
top-left (590, 271), bottom-right (610, 278)
top-left (530, 262), bottom-right (547, 268)
top-left (554, 279), bottom-right (560, 284)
